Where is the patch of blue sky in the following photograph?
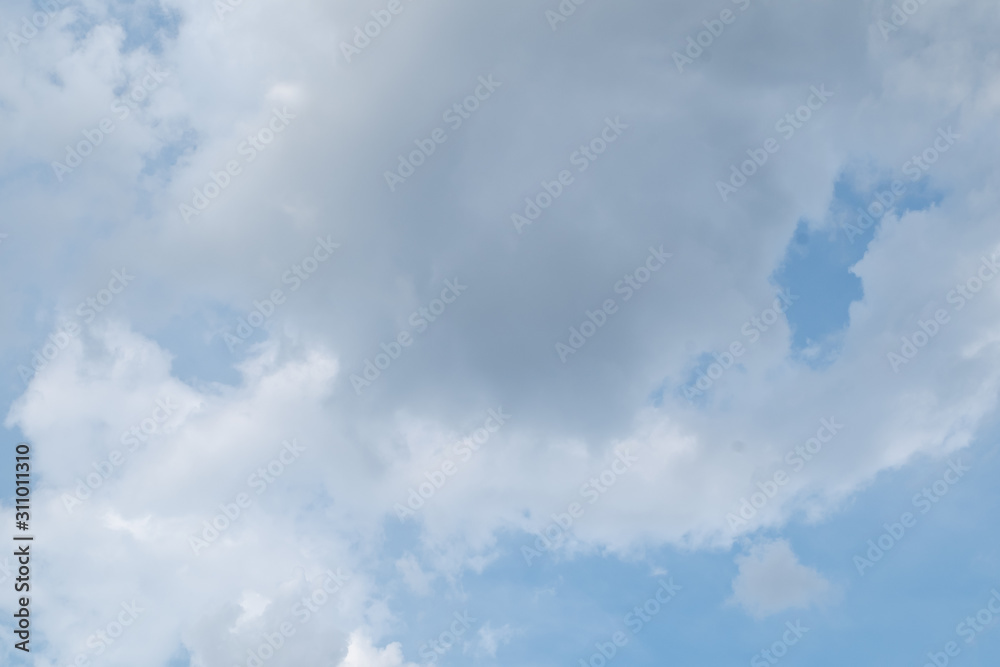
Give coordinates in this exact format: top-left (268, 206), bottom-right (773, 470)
top-left (774, 167), bottom-right (943, 367)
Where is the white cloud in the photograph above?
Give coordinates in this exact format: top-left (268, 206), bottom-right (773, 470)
top-left (395, 553), bottom-right (434, 596)
top-left (728, 539), bottom-right (834, 619)
top-left (475, 622), bottom-right (516, 659)
top-left (336, 632), bottom-right (417, 667)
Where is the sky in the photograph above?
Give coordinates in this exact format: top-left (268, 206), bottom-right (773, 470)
top-left (1, 0), bottom-right (1000, 665)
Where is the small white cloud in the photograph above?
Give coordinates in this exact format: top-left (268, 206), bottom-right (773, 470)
top-left (475, 622), bottom-right (515, 658)
top-left (728, 539), bottom-right (833, 618)
top-left (395, 553), bottom-right (434, 596)
top-left (337, 631), bottom-right (417, 667)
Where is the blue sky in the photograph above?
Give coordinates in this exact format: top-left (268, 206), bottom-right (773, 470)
top-left (2, 0), bottom-right (1000, 665)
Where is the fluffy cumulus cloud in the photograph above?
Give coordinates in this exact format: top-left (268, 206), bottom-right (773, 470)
top-left (337, 632), bottom-right (417, 667)
top-left (1, 0), bottom-right (1000, 663)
